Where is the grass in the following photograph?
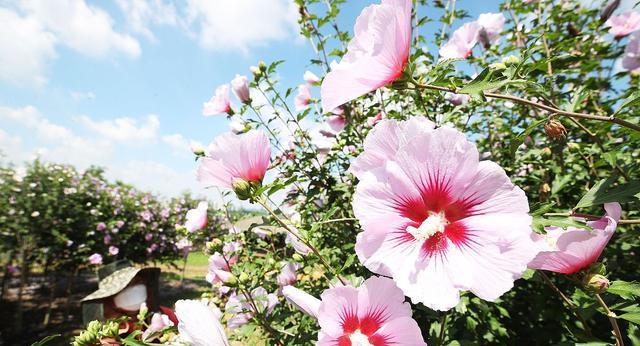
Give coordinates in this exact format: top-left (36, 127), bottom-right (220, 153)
top-left (160, 251), bottom-right (209, 280)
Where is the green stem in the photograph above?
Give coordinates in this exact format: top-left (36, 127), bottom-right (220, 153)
top-left (595, 293), bottom-right (624, 346)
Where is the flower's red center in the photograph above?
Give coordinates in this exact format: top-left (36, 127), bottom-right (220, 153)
top-left (336, 308), bottom-right (390, 346)
top-left (397, 180), bottom-right (474, 258)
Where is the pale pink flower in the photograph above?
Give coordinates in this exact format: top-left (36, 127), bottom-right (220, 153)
top-left (223, 241), bottom-right (242, 255)
top-left (327, 115), bottom-right (346, 134)
top-left (206, 252), bottom-right (236, 284)
top-left (277, 262), bottom-right (301, 286)
top-left (203, 84), bottom-right (231, 116)
top-left (286, 276), bottom-right (427, 345)
top-left (184, 201), bottom-right (208, 233)
top-left (197, 131), bottom-right (271, 189)
top-left (142, 313), bottom-right (174, 341)
top-left (96, 222), bottom-right (106, 231)
top-left (176, 238), bottom-right (192, 256)
top-left (88, 253), bottom-right (103, 265)
top-left (320, 0), bottom-right (412, 113)
top-left (477, 13), bottom-right (505, 45)
top-left (445, 92), bottom-right (471, 106)
top-left (304, 70), bottom-right (321, 85)
top-left (352, 119), bottom-right (537, 311)
top-left (367, 112), bottom-right (384, 127)
top-left (528, 203), bottom-right (621, 274)
top-left (175, 299), bottom-right (229, 346)
top-left (623, 31), bottom-right (640, 72)
top-left (285, 227), bottom-right (312, 255)
top-left (439, 22), bottom-right (481, 59)
top-left (108, 246), bottom-right (119, 256)
top-left (225, 288), bottom-right (278, 329)
top-left (231, 74), bottom-right (251, 103)
top-left (605, 10), bottom-right (640, 37)
top-left (295, 84), bottom-right (312, 111)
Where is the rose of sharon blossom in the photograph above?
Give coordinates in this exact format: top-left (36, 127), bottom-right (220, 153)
top-left (89, 253), bottom-right (103, 265)
top-left (528, 203), bottom-right (621, 274)
top-left (185, 201), bottom-right (208, 233)
top-left (327, 115), bottom-right (346, 133)
top-left (445, 92), bottom-right (471, 106)
top-left (476, 13), bottom-right (505, 45)
top-left (321, 0), bottom-right (412, 113)
top-left (206, 252), bottom-right (236, 284)
top-left (295, 84), bottom-right (312, 111)
top-left (203, 84), bottom-right (231, 116)
top-left (304, 70), bottom-right (321, 85)
top-left (96, 222), bottom-right (107, 231)
top-left (230, 74), bottom-right (250, 103)
top-left (277, 262), bottom-right (301, 286)
top-left (197, 130), bottom-right (271, 189)
top-left (175, 300), bottom-right (229, 346)
top-left (623, 31), bottom-right (640, 72)
top-left (142, 313), bottom-right (174, 341)
top-left (108, 246), bottom-right (119, 256)
top-left (225, 287), bottom-right (278, 330)
top-left (439, 22), bottom-right (481, 59)
top-left (605, 10), bottom-right (640, 37)
top-left (283, 276), bottom-right (427, 345)
top-left (352, 119), bottom-right (537, 311)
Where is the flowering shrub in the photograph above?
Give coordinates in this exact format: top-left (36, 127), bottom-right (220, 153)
top-left (58, 0), bottom-right (640, 345)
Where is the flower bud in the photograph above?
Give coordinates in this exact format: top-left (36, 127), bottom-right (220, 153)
top-left (73, 330), bottom-right (99, 346)
top-left (501, 55), bottom-right (520, 65)
top-left (232, 178), bottom-right (253, 200)
top-left (101, 321), bottom-right (120, 338)
top-left (542, 147), bottom-right (552, 157)
top-left (258, 61), bottom-right (267, 73)
top-left (231, 74), bottom-right (251, 104)
top-left (489, 62), bottom-right (507, 70)
top-left (583, 274), bottom-right (610, 294)
top-left (190, 143), bottom-right (205, 157)
top-left (567, 142), bottom-right (580, 151)
top-left (544, 119), bottom-right (567, 140)
top-left (238, 272), bottom-right (249, 283)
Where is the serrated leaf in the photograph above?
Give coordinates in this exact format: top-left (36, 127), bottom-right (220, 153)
top-left (576, 178), bottom-right (640, 209)
top-left (619, 312), bottom-right (640, 325)
top-left (339, 254), bottom-right (356, 273)
top-left (608, 281), bottom-right (640, 300)
top-left (510, 118), bottom-right (547, 156)
top-left (613, 91), bottom-right (640, 116)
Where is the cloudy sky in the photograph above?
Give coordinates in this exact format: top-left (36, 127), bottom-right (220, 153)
top-left (0, 0), bottom-right (618, 199)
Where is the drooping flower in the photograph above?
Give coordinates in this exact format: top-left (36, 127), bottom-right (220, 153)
top-left (206, 252), bottom-right (236, 284)
top-left (528, 203), bottom-right (621, 274)
top-left (623, 31), bottom-right (640, 72)
top-left (277, 262), bottom-right (301, 286)
top-left (321, 0), bottom-right (412, 113)
top-left (439, 22), bottom-right (481, 59)
top-left (88, 253), bottom-right (103, 265)
top-left (476, 13), bottom-right (505, 45)
top-left (175, 299), bottom-right (229, 346)
top-left (108, 246), bottom-right (119, 256)
top-left (445, 92), bottom-right (471, 106)
top-left (295, 84), bottom-right (312, 111)
top-left (352, 119), bottom-right (537, 311)
top-left (185, 201), bottom-right (208, 233)
top-left (285, 276), bottom-right (427, 345)
top-left (605, 10), bottom-right (640, 37)
top-left (230, 74), bottom-right (251, 103)
top-left (197, 130), bottom-right (271, 189)
top-left (304, 70), bottom-right (321, 85)
top-left (203, 84), bottom-right (231, 116)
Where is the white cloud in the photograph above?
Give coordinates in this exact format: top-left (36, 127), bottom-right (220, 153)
top-left (0, 8), bottom-right (56, 86)
top-left (76, 114), bottom-right (160, 143)
top-left (115, 0), bottom-right (179, 41)
top-left (114, 160), bottom-right (199, 197)
top-left (184, 0), bottom-right (299, 52)
top-left (162, 133), bottom-right (191, 156)
top-left (69, 90), bottom-right (96, 101)
top-left (19, 0), bottom-right (141, 59)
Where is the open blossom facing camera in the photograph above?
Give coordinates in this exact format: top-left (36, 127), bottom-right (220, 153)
top-left (203, 84), bottom-right (231, 116)
top-left (184, 201), bottom-right (208, 233)
top-left (528, 203), bottom-right (621, 274)
top-left (351, 118), bottom-right (537, 311)
top-left (605, 10), bottom-right (640, 37)
top-left (175, 299), bottom-right (229, 346)
top-left (283, 276), bottom-right (427, 345)
top-left (321, 0), bottom-right (412, 113)
top-left (197, 130), bottom-right (271, 190)
top-left (439, 22), bottom-right (481, 59)
top-left (88, 253), bottom-right (103, 265)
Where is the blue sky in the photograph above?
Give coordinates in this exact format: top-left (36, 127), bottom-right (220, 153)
top-left (2, 0), bottom-right (610, 198)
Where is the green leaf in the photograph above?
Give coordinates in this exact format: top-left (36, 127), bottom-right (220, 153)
top-left (122, 330), bottom-right (147, 346)
top-left (532, 216), bottom-right (588, 233)
top-left (608, 281), bottom-right (640, 300)
top-left (613, 91), bottom-right (640, 116)
top-left (31, 335), bottom-right (61, 346)
top-left (575, 178), bottom-right (640, 209)
top-left (510, 118), bottom-right (547, 156)
top-left (339, 254), bottom-right (356, 273)
top-left (619, 312), bottom-right (640, 325)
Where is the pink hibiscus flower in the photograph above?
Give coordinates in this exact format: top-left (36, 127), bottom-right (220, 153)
top-left (439, 22), bottom-right (481, 59)
top-left (230, 74), bottom-right (251, 103)
top-left (623, 31), bottom-right (640, 72)
top-left (327, 114), bottom-right (346, 133)
top-left (206, 252), bottom-right (237, 284)
top-left (277, 261), bottom-right (301, 287)
top-left (88, 253), bottom-right (103, 265)
top-left (351, 119), bottom-right (537, 311)
top-left (184, 201), bottom-right (208, 233)
top-left (203, 84), bottom-right (231, 116)
top-left (295, 84), bottom-right (312, 111)
top-left (283, 276), bottom-right (427, 345)
top-left (476, 13), bottom-right (505, 45)
top-left (605, 10), bottom-right (640, 37)
top-left (304, 70), bottom-right (322, 85)
top-left (320, 0), bottom-right (412, 113)
top-left (528, 203), bottom-right (621, 274)
top-left (197, 130), bottom-right (271, 189)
